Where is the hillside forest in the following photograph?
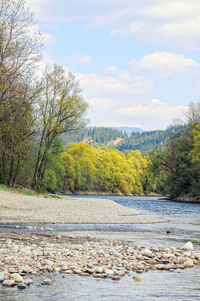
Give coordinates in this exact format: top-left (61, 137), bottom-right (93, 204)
top-left (1, 0), bottom-right (200, 200)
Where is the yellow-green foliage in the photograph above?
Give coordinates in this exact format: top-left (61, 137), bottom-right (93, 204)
top-left (191, 124), bottom-right (200, 162)
top-left (61, 142), bottom-right (147, 194)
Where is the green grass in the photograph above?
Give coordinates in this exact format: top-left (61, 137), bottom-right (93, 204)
top-left (0, 184), bottom-right (61, 199)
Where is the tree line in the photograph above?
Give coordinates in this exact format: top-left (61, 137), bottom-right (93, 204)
top-left (145, 103), bottom-right (200, 199)
top-left (62, 126), bottom-right (173, 152)
top-left (0, 0), bottom-right (87, 191)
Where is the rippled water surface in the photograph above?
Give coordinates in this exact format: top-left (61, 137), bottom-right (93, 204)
top-left (1, 196), bottom-right (200, 300)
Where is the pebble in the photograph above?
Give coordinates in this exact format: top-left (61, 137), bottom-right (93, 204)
top-left (42, 278), bottom-right (52, 285)
top-left (87, 234), bottom-right (96, 240)
top-left (0, 273), bottom-right (5, 282)
top-left (17, 283), bottom-right (27, 289)
top-left (23, 266), bottom-right (33, 274)
top-left (141, 249), bottom-right (153, 257)
top-left (10, 273), bottom-right (23, 283)
top-left (94, 267), bottom-right (104, 273)
top-left (133, 276), bottom-right (142, 282)
top-left (183, 242), bottom-right (194, 250)
top-left (2, 280), bottom-right (15, 287)
top-left (24, 278), bottom-right (33, 286)
top-left (112, 276), bottom-right (121, 281)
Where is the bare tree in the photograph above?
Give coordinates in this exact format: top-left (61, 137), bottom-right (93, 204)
top-left (0, 0), bottom-right (42, 113)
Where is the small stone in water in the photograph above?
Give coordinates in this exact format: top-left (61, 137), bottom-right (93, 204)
top-left (24, 278), bottom-right (33, 286)
top-left (133, 276), bottom-right (142, 282)
top-left (112, 276), bottom-right (121, 281)
top-left (42, 278), bottom-right (52, 285)
top-left (17, 283), bottom-right (27, 290)
top-left (87, 234), bottom-right (96, 240)
top-left (183, 242), bottom-right (194, 250)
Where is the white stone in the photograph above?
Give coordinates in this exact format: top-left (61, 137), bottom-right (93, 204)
top-left (104, 269), bottom-right (114, 275)
top-left (42, 278), bottom-right (52, 285)
top-left (183, 242), bottom-right (194, 250)
top-left (87, 234), bottom-right (96, 240)
top-left (24, 278), bottom-right (33, 286)
top-left (94, 267), bottom-right (103, 273)
top-left (10, 273), bottom-right (23, 283)
top-left (0, 272), bottom-right (5, 282)
top-left (141, 249), bottom-right (153, 257)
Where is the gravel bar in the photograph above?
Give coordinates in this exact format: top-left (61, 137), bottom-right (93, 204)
top-left (0, 190), bottom-right (168, 224)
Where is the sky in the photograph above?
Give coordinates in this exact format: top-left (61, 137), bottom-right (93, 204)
top-left (27, 0), bottom-right (200, 130)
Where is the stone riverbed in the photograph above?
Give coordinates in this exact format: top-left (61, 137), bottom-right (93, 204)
top-left (0, 232), bottom-right (199, 290)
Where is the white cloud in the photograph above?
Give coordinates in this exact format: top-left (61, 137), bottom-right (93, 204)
top-left (88, 97), bottom-right (115, 110)
top-left (71, 55), bottom-right (92, 65)
top-left (116, 99), bottom-right (187, 119)
top-left (27, 0), bottom-right (200, 50)
top-left (141, 2), bottom-right (200, 19)
top-left (130, 52), bottom-right (199, 77)
top-left (151, 98), bottom-right (162, 105)
top-left (104, 65), bottom-right (119, 73)
top-left (86, 97), bottom-right (188, 130)
top-left (77, 72), bottom-right (154, 98)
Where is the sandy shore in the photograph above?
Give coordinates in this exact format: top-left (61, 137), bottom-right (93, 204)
top-left (0, 189), bottom-right (167, 224)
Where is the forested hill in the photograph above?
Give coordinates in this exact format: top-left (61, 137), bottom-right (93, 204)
top-left (62, 126), bottom-right (173, 152)
top-left (117, 128), bottom-right (172, 152)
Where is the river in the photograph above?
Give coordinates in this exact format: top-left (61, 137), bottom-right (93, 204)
top-left (1, 196), bottom-right (200, 301)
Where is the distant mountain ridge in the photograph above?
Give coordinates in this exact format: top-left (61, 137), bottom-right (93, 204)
top-left (115, 126), bottom-right (143, 136)
top-left (86, 126), bottom-right (143, 136)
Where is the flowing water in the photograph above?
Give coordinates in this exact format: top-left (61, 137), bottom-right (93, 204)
top-left (1, 196), bottom-right (200, 301)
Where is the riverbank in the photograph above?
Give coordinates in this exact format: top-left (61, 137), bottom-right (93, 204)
top-left (173, 195), bottom-right (200, 203)
top-left (65, 191), bottom-right (161, 197)
top-left (0, 189), bottom-right (167, 224)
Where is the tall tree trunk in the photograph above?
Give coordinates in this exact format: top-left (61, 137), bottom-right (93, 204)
top-left (32, 128), bottom-right (46, 189)
top-left (7, 156), bottom-right (14, 186)
top-left (12, 158), bottom-right (20, 187)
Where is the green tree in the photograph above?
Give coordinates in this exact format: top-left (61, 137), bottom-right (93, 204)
top-left (32, 64), bottom-right (88, 191)
top-left (0, 0), bottom-right (42, 186)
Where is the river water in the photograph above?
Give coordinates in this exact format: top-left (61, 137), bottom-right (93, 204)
top-left (1, 196), bottom-right (200, 301)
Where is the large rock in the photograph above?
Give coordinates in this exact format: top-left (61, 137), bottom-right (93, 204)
top-left (10, 273), bottom-right (23, 283)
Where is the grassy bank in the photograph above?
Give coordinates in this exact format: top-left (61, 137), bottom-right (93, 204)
top-left (0, 184), bottom-right (61, 199)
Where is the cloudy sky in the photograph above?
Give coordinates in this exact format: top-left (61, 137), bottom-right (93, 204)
top-left (28, 0), bottom-right (200, 130)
